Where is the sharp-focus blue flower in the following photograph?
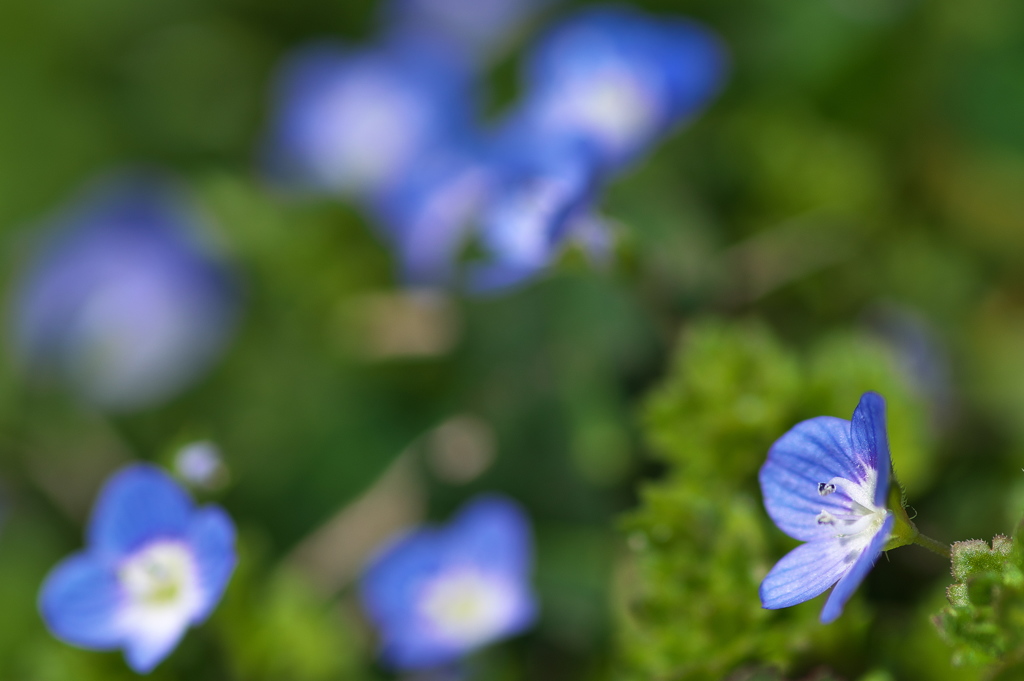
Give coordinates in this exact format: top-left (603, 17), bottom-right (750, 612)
top-left (758, 392), bottom-right (899, 623)
top-left (39, 464), bottom-right (236, 673)
top-left (264, 37), bottom-right (475, 199)
top-left (381, 0), bottom-right (553, 63)
top-left (360, 495), bottom-right (537, 671)
top-left (11, 174), bottom-right (239, 412)
top-left (520, 7), bottom-right (727, 171)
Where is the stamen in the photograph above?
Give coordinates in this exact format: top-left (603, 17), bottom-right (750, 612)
top-left (817, 482), bottom-right (836, 496)
top-left (816, 511), bottom-right (835, 525)
top-left (823, 472), bottom-right (879, 512)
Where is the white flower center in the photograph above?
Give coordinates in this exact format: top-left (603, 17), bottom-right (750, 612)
top-left (546, 66), bottom-right (661, 156)
top-left (417, 567), bottom-right (518, 647)
top-left (814, 468), bottom-right (889, 540)
top-left (308, 72), bottom-right (424, 192)
top-left (117, 540), bottom-right (203, 643)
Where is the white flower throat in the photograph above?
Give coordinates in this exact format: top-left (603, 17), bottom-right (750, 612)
top-left (119, 541), bottom-right (199, 609)
top-left (418, 568), bottom-right (517, 646)
top-left (814, 468), bottom-right (889, 539)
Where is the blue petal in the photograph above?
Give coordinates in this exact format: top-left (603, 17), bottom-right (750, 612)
top-left (759, 416), bottom-right (863, 542)
top-left (820, 514), bottom-right (894, 624)
top-left (264, 38), bottom-right (475, 196)
top-left (521, 8), bottom-right (725, 171)
top-left (651, 19), bottom-right (729, 122)
top-left (39, 553), bottom-right (125, 649)
top-left (379, 621), bottom-right (463, 671)
top-left (489, 578), bottom-right (539, 638)
top-left (759, 539), bottom-right (857, 610)
top-left (466, 262), bottom-right (544, 294)
top-left (185, 506), bottom-right (237, 622)
top-left (382, 0), bottom-right (550, 59)
top-left (851, 392), bottom-right (891, 508)
top-left (478, 135), bottom-right (597, 265)
top-left (379, 151), bottom-right (489, 286)
top-left (88, 465), bottom-right (193, 559)
top-left (444, 495), bottom-right (532, 576)
top-left (378, 580), bottom-right (536, 671)
top-left (124, 626), bottom-right (188, 674)
top-left (361, 529), bottom-right (445, 627)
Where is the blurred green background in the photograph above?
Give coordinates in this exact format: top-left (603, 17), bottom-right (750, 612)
top-left (2, 0), bottom-right (1024, 679)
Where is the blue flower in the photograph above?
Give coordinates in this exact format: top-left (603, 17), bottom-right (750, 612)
top-left (360, 495), bottom-right (537, 671)
top-left (468, 133), bottom-right (607, 292)
top-left (520, 7), bottom-right (728, 171)
top-left (373, 145), bottom-right (492, 287)
top-left (174, 441), bottom-right (228, 490)
top-left (39, 464), bottom-right (236, 673)
top-left (11, 174), bottom-right (239, 412)
top-left (758, 392), bottom-right (917, 623)
top-left (263, 37), bottom-right (475, 199)
top-left (374, 122), bottom-right (610, 292)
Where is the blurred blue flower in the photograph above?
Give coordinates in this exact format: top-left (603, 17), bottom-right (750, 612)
top-left (520, 7), bottom-right (727, 170)
top-left (381, 0), bottom-right (553, 63)
top-left (11, 174), bottom-right (240, 412)
top-left (758, 392), bottom-right (895, 623)
top-left (39, 464), bottom-right (236, 673)
top-left (468, 132), bottom-right (607, 292)
top-left (376, 125), bottom-right (610, 292)
top-left (174, 440), bottom-right (228, 490)
top-left (360, 495), bottom-right (537, 671)
top-left (264, 37), bottom-right (475, 198)
top-left (373, 146), bottom-right (492, 287)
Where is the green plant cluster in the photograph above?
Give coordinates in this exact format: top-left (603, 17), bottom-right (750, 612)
top-left (934, 532), bottom-right (1024, 677)
top-left (616, 319), bottom-right (936, 681)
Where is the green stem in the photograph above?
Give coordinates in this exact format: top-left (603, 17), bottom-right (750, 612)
top-left (913, 532), bottom-right (951, 558)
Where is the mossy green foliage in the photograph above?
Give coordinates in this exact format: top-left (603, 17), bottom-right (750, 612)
top-left (617, 319), bottom-right (931, 681)
top-left (934, 532), bottom-right (1024, 676)
top-left (218, 566), bottom-right (369, 681)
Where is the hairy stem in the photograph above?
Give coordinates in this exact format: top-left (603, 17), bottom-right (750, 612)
top-left (913, 532), bottom-right (951, 558)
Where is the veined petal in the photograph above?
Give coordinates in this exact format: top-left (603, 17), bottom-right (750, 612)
top-left (39, 553), bottom-right (125, 649)
top-left (88, 465), bottom-right (192, 558)
top-left (759, 538), bottom-right (863, 610)
top-left (851, 392), bottom-right (891, 508)
top-left (759, 416), bottom-right (861, 542)
top-left (820, 514), bottom-right (894, 623)
top-left (759, 466), bottom-right (864, 542)
top-left (185, 506), bottom-right (237, 622)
